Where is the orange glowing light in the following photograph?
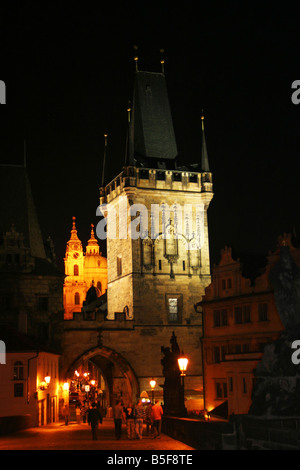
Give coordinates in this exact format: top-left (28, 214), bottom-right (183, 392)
top-left (150, 379), bottom-right (156, 389)
top-left (178, 355), bottom-right (188, 376)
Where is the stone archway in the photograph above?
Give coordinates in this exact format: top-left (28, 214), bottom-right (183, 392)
top-left (66, 346), bottom-right (140, 408)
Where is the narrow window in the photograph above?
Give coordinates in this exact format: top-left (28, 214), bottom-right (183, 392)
top-left (168, 298), bottom-right (178, 322)
top-left (117, 256), bottom-right (122, 276)
top-left (74, 264), bottom-right (79, 276)
top-left (182, 260), bottom-right (186, 271)
top-left (13, 361), bottom-right (24, 380)
top-left (213, 310), bottom-right (220, 327)
top-left (258, 303), bottom-right (268, 321)
top-left (74, 292), bottom-right (80, 305)
top-left (158, 260), bottom-right (162, 270)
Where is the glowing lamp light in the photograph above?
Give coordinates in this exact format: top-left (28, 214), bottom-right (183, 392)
top-left (178, 354), bottom-right (188, 376)
top-left (150, 379), bottom-right (156, 389)
top-left (44, 376), bottom-right (51, 385)
top-left (63, 382), bottom-right (69, 391)
top-left (90, 380), bottom-right (96, 386)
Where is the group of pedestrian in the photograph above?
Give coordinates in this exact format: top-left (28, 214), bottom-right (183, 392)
top-left (113, 398), bottom-right (163, 441)
top-left (61, 397), bottom-right (164, 442)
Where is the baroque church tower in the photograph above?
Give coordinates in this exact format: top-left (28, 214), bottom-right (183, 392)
top-left (63, 217), bottom-right (107, 320)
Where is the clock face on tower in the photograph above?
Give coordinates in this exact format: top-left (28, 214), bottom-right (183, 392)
top-left (73, 252), bottom-right (79, 259)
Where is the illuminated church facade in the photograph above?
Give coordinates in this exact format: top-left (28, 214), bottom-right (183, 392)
top-left (62, 56), bottom-right (213, 412)
top-left (63, 218), bottom-right (107, 320)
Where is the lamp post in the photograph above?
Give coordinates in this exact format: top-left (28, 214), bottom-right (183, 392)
top-left (178, 351), bottom-right (188, 413)
top-left (150, 378), bottom-right (156, 404)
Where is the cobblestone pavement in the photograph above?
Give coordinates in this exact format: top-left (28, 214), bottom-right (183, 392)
top-left (0, 418), bottom-right (195, 451)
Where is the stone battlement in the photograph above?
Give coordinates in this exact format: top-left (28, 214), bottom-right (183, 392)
top-left (100, 166), bottom-right (213, 204)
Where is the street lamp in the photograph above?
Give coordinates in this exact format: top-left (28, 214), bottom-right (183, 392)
top-left (178, 351), bottom-right (188, 411)
top-left (150, 378), bottom-right (156, 404)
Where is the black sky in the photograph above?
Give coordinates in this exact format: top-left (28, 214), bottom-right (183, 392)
top-left (1, 2), bottom-right (300, 273)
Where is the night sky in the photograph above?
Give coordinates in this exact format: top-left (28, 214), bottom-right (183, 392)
top-left (1, 2), bottom-right (300, 274)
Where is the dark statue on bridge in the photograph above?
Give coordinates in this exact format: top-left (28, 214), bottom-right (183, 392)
top-left (249, 241), bottom-right (300, 417)
top-left (161, 332), bottom-right (186, 416)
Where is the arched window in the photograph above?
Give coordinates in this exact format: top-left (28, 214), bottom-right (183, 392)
top-left (97, 281), bottom-right (102, 294)
top-left (74, 292), bottom-right (80, 305)
top-left (74, 264), bottom-right (79, 276)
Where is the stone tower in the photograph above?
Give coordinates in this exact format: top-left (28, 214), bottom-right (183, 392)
top-left (97, 63), bottom-right (214, 406)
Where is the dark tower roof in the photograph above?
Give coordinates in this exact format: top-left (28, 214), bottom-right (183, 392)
top-left (129, 71), bottom-right (178, 166)
top-left (0, 164), bottom-right (46, 259)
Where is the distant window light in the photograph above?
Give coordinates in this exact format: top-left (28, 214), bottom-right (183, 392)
top-left (168, 298), bottom-right (178, 322)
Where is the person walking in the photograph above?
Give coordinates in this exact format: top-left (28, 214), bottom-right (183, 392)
top-left (145, 402), bottom-right (153, 436)
top-left (87, 402), bottom-right (102, 440)
top-left (62, 403), bottom-right (70, 426)
top-left (123, 403), bottom-right (136, 440)
top-left (151, 400), bottom-right (163, 438)
top-left (81, 404), bottom-right (87, 423)
top-left (113, 400), bottom-right (125, 440)
top-left (134, 399), bottom-right (146, 440)
top-left (75, 404), bottom-right (81, 424)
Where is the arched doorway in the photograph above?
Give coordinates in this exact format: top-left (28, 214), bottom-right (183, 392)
top-left (65, 346), bottom-right (140, 414)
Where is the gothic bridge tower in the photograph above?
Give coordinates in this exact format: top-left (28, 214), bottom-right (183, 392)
top-left (62, 56), bottom-right (213, 410)
top-left (97, 56), bottom-right (214, 407)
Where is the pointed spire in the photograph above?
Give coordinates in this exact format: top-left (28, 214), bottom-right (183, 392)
top-left (133, 45), bottom-right (139, 72)
top-left (201, 111), bottom-right (210, 172)
top-left (160, 48), bottom-right (165, 74)
top-left (125, 101), bottom-right (133, 166)
top-left (70, 216), bottom-right (80, 241)
top-left (88, 223), bottom-right (98, 246)
top-left (101, 133), bottom-right (108, 187)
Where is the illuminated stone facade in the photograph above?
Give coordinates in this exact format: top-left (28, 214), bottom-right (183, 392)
top-left (63, 218), bottom-right (107, 320)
